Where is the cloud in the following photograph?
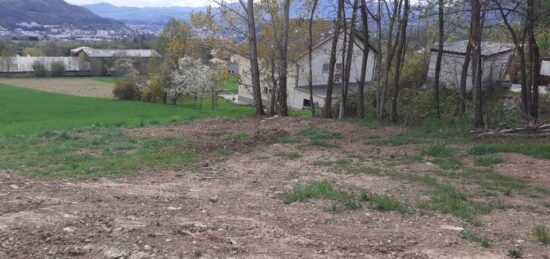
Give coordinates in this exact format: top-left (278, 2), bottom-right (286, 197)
top-left (65, 0), bottom-right (212, 8)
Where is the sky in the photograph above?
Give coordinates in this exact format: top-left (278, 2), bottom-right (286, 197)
top-left (65, 0), bottom-right (212, 7)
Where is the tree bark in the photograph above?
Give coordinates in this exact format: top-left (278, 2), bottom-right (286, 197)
top-left (339, 0), bottom-right (359, 120)
top-left (357, 0), bottom-right (370, 119)
top-left (527, 0), bottom-right (539, 121)
top-left (308, 0), bottom-right (319, 117)
top-left (458, 37), bottom-right (472, 117)
top-left (471, 0), bottom-right (483, 128)
top-left (433, 0), bottom-right (444, 119)
top-left (276, 0), bottom-right (290, 116)
top-left (244, 0), bottom-right (264, 116)
top-left (323, 0), bottom-right (344, 118)
top-left (390, 0), bottom-right (410, 122)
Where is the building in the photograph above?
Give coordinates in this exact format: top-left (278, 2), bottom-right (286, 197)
top-left (541, 59), bottom-right (550, 86)
top-left (237, 28), bottom-right (377, 110)
top-left (0, 56), bottom-right (90, 76)
top-left (426, 41), bottom-right (515, 91)
top-left (70, 47), bottom-right (161, 76)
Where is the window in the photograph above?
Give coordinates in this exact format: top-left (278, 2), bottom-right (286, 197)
top-left (322, 63), bottom-right (329, 73)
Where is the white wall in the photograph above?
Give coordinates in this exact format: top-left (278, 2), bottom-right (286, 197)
top-left (427, 50), bottom-right (512, 91)
top-left (237, 32), bottom-right (377, 110)
top-left (0, 56), bottom-right (90, 73)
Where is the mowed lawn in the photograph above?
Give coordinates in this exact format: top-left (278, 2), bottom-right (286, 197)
top-left (0, 83), bottom-right (253, 135)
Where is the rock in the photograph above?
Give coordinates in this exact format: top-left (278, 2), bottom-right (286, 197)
top-left (208, 197), bottom-right (219, 203)
top-left (104, 247), bottom-right (129, 259)
top-left (9, 184), bottom-right (19, 189)
top-left (63, 227), bottom-right (76, 233)
top-left (167, 207), bottom-right (181, 211)
top-left (128, 251), bottom-right (151, 259)
top-left (440, 225), bottom-right (464, 231)
top-left (83, 244), bottom-right (94, 253)
top-left (65, 246), bottom-right (86, 256)
top-left (143, 245), bottom-right (152, 251)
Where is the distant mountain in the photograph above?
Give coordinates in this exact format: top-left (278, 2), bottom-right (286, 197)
top-left (84, 3), bottom-right (207, 25)
top-left (0, 0), bottom-right (124, 30)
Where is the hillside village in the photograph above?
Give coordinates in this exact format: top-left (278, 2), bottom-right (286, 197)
top-left (0, 0), bottom-right (550, 258)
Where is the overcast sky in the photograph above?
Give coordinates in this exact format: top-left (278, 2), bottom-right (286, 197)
top-left (65, 0), bottom-right (212, 7)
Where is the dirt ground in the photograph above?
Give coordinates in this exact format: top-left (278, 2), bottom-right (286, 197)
top-left (1, 117), bottom-right (549, 258)
top-left (0, 78), bottom-right (114, 98)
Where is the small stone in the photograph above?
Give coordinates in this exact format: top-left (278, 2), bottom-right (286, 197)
top-left (208, 197), bottom-right (218, 203)
top-left (440, 225), bottom-right (464, 231)
top-left (63, 227), bottom-right (76, 233)
top-left (128, 251), bottom-right (150, 259)
top-left (9, 184), bottom-right (19, 189)
top-left (104, 247), bottom-right (129, 259)
top-left (167, 207), bottom-right (181, 211)
top-left (143, 245), bottom-right (152, 251)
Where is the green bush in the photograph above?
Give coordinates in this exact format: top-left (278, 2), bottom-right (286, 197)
top-left (113, 77), bottom-right (140, 100)
top-left (50, 61), bottom-right (66, 77)
top-left (32, 61), bottom-right (48, 77)
top-left (141, 73), bottom-right (165, 103)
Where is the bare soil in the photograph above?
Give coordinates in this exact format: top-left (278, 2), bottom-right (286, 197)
top-left (1, 117), bottom-right (549, 258)
top-left (0, 78), bottom-right (114, 98)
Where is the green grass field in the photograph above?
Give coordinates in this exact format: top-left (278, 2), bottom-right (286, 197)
top-left (90, 77), bottom-right (122, 84)
top-left (223, 76), bottom-right (239, 91)
top-left (0, 83), bottom-right (253, 135)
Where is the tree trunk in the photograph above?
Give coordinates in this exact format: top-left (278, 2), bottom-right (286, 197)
top-left (375, 0), bottom-right (383, 119)
top-left (277, 0), bottom-right (290, 116)
top-left (308, 0), bottom-right (319, 117)
top-left (323, 0), bottom-right (344, 118)
top-left (458, 38), bottom-right (472, 117)
top-left (270, 56), bottom-right (278, 115)
top-left (433, 0), bottom-right (444, 118)
top-left (378, 0), bottom-right (401, 119)
top-left (357, 0), bottom-right (370, 119)
top-left (245, 0), bottom-right (264, 116)
top-left (390, 0), bottom-right (410, 122)
top-left (471, 0), bottom-right (483, 128)
top-left (339, 0), bottom-right (359, 120)
top-left (527, 0), bottom-right (539, 121)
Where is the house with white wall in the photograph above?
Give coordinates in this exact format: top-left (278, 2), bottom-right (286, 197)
top-left (236, 30), bottom-right (377, 110)
top-left (426, 41), bottom-right (515, 91)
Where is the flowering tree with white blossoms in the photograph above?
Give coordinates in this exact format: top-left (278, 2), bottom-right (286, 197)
top-left (166, 57), bottom-right (209, 105)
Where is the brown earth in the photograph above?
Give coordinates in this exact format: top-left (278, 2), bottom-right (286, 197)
top-left (0, 78), bottom-right (114, 98)
top-left (1, 117), bottom-right (549, 258)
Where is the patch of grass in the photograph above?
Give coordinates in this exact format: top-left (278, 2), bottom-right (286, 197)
top-left (223, 76), bottom-right (239, 91)
top-left (475, 156), bottom-right (505, 167)
top-left (310, 139), bottom-right (340, 148)
top-left (312, 159), bottom-right (352, 172)
top-left (461, 230), bottom-right (491, 247)
top-left (470, 142), bottom-right (550, 159)
top-left (0, 127), bottom-right (198, 180)
top-left (0, 84), bottom-right (252, 135)
top-left (423, 143), bottom-right (455, 158)
top-left (433, 158), bottom-right (463, 170)
top-left (216, 148), bottom-right (235, 156)
top-left (361, 192), bottom-right (408, 213)
top-left (532, 224), bottom-right (550, 245)
top-left (222, 132), bottom-right (249, 141)
top-left (299, 128), bottom-right (342, 140)
top-left (90, 77), bottom-right (121, 84)
top-left (278, 136), bottom-right (301, 144)
top-left (282, 181), bottom-right (348, 204)
top-left (275, 151), bottom-right (302, 160)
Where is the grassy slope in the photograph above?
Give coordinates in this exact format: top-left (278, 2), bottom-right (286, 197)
top-left (0, 83), bottom-right (252, 135)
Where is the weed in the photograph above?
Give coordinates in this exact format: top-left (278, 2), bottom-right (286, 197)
top-left (423, 143), bottom-right (455, 158)
top-left (216, 148), bottom-right (235, 156)
top-left (361, 192), bottom-right (408, 213)
top-left (470, 142), bottom-right (550, 159)
top-left (368, 133), bottom-right (421, 146)
top-left (433, 158), bottom-right (463, 170)
top-left (275, 151), bottom-right (302, 160)
top-left (507, 248), bottom-right (523, 258)
top-left (475, 156), bottom-right (505, 167)
top-left (461, 230), bottom-right (491, 247)
top-left (278, 136), bottom-right (301, 144)
top-left (532, 224), bottom-right (550, 245)
top-left (282, 181), bottom-right (348, 204)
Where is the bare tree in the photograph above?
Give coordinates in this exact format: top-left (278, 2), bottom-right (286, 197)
top-left (390, 0), bottom-right (410, 121)
top-left (277, 0), bottom-right (291, 116)
top-left (471, 0), bottom-right (484, 128)
top-left (323, 0), bottom-right (344, 118)
top-left (308, 0), bottom-right (319, 117)
top-left (244, 0), bottom-right (265, 116)
top-left (433, 0), bottom-right (445, 119)
top-left (527, 0), bottom-right (540, 121)
top-left (357, 0), bottom-right (370, 118)
top-left (339, 0), bottom-right (359, 120)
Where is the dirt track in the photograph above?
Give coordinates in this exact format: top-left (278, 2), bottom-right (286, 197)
top-left (1, 117), bottom-right (549, 258)
top-left (0, 78), bottom-right (114, 98)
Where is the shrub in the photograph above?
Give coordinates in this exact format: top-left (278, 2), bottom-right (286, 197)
top-left (50, 61), bottom-right (65, 77)
top-left (32, 61), bottom-right (48, 77)
top-left (141, 73), bottom-right (165, 103)
top-left (113, 77), bottom-right (140, 100)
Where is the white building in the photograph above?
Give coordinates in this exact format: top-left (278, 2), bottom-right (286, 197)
top-left (237, 31), bottom-right (377, 110)
top-left (427, 41), bottom-right (515, 91)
